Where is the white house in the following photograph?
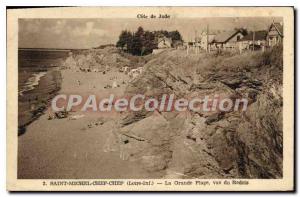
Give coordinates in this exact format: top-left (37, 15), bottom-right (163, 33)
top-left (157, 36), bottom-right (172, 49)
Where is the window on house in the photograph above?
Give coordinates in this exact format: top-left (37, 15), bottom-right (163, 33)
top-left (237, 35), bottom-right (241, 41)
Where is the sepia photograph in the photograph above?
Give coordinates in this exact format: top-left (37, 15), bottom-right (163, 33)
top-left (6, 7), bottom-right (294, 191)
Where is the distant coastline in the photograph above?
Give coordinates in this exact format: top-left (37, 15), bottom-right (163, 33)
top-left (18, 44), bottom-right (115, 52)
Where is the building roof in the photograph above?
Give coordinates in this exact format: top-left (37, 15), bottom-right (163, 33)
top-left (212, 30), bottom-right (242, 43)
top-left (239, 30), bottom-right (267, 41)
top-left (269, 22), bottom-right (283, 37)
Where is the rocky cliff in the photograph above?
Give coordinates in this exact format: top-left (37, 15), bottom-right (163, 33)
top-left (64, 46), bottom-right (283, 178)
top-left (111, 46), bottom-right (283, 178)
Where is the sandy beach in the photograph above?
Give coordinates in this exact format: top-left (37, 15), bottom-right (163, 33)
top-left (17, 46), bottom-right (284, 180)
top-left (18, 68), bottom-right (161, 179)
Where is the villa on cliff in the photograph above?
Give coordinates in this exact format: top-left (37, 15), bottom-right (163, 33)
top-left (267, 22), bottom-right (283, 47)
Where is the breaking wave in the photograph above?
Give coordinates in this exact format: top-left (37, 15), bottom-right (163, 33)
top-left (19, 71), bottom-right (47, 96)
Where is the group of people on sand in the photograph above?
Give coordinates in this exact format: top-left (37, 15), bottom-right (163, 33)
top-left (70, 63), bottom-right (144, 91)
top-left (77, 65), bottom-right (110, 74)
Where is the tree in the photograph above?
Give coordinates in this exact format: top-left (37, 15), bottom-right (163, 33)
top-left (116, 27), bottom-right (183, 56)
top-left (130, 27), bottom-right (145, 55)
top-left (143, 31), bottom-right (156, 55)
top-left (168, 30), bottom-right (183, 41)
top-left (116, 30), bottom-right (133, 51)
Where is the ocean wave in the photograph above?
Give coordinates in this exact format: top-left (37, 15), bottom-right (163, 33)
top-left (19, 71), bottom-right (47, 96)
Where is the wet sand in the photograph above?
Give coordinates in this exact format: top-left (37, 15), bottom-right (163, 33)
top-left (18, 69), bottom-right (62, 136)
top-left (18, 69), bottom-right (159, 179)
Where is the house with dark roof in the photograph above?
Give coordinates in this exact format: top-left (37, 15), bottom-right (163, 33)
top-left (267, 22), bottom-right (283, 47)
top-left (237, 30), bottom-right (268, 51)
top-left (210, 30), bottom-right (245, 50)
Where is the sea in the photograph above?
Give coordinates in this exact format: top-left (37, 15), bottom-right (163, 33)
top-left (18, 49), bottom-right (70, 135)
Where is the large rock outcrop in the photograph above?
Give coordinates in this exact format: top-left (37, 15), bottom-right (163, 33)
top-left (104, 46), bottom-right (283, 178)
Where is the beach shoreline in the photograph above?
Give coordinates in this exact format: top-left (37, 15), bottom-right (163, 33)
top-left (17, 67), bottom-right (162, 179)
top-left (18, 68), bottom-right (62, 136)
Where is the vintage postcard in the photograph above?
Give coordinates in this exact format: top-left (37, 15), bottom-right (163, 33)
top-left (7, 7), bottom-right (294, 191)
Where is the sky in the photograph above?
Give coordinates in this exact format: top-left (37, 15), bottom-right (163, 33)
top-left (19, 17), bottom-right (282, 49)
